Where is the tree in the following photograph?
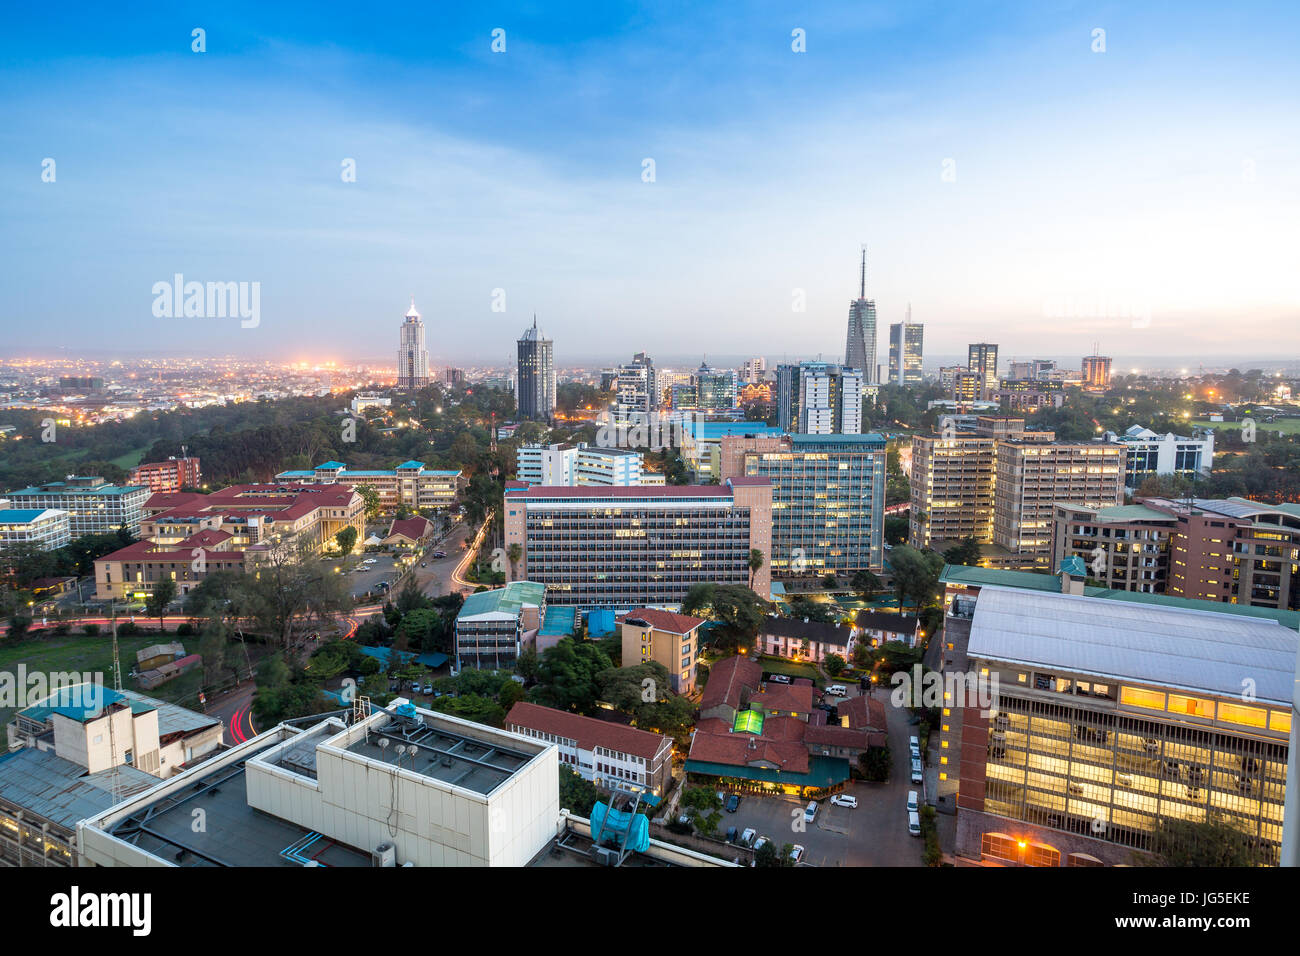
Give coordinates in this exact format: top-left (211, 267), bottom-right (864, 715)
top-left (787, 594), bottom-right (837, 624)
top-left (681, 582), bottom-right (715, 616)
top-left (889, 545), bottom-right (945, 614)
top-left (334, 525), bottom-right (358, 558)
top-left (558, 766), bottom-right (602, 817)
top-left (822, 573), bottom-right (839, 590)
top-left (942, 536), bottom-right (982, 567)
top-left (679, 786), bottom-right (724, 836)
top-left (507, 543), bottom-right (523, 580)
top-left (824, 653), bottom-right (847, 676)
top-left (7, 614), bottom-right (31, 639)
top-left (851, 569), bottom-right (883, 602)
top-left (748, 548), bottom-right (765, 588)
top-left (858, 745), bottom-right (891, 782)
top-left (754, 840), bottom-right (794, 867)
top-left (706, 585), bottom-right (770, 652)
top-left (147, 577), bottom-right (178, 632)
top-left (232, 537), bottom-right (351, 649)
top-left (354, 485), bottom-right (382, 521)
top-left (1147, 814), bottom-right (1272, 867)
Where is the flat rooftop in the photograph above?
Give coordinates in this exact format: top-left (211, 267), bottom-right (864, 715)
top-left (344, 711), bottom-right (536, 795)
top-left (104, 746), bottom-right (370, 867)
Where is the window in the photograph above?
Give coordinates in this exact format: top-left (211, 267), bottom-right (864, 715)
top-left (1120, 687), bottom-right (1166, 711)
top-left (1168, 694), bottom-right (1213, 718)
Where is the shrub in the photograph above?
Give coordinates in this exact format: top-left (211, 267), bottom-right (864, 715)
top-left (117, 621), bottom-right (140, 636)
top-left (176, 623), bottom-right (195, 637)
top-left (82, 623), bottom-right (101, 636)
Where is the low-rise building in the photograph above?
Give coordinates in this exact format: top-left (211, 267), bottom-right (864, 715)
top-left (618, 607), bottom-right (706, 694)
top-left (383, 515), bottom-right (435, 548)
top-left (506, 701), bottom-right (674, 797)
top-left (274, 460), bottom-right (462, 511)
top-left (454, 580), bottom-right (546, 670)
top-left (852, 609), bottom-right (921, 648)
top-left (756, 614), bottom-right (855, 664)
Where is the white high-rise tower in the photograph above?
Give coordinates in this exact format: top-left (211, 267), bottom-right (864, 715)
top-left (397, 298), bottom-right (430, 389)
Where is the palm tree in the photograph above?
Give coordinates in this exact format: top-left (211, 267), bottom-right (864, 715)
top-left (507, 543), bottom-right (523, 581)
top-left (748, 549), bottom-right (765, 589)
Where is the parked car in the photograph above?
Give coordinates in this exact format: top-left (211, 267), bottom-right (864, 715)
top-left (432, 550), bottom-right (447, 558)
top-left (752, 836), bottom-right (769, 854)
top-left (740, 827), bottom-right (757, 847)
top-left (725, 826), bottom-right (738, 843)
top-left (825, 684), bottom-right (846, 697)
top-left (907, 790), bottom-right (919, 813)
top-left (768, 674), bottom-right (792, 684)
top-left (909, 735), bottom-right (920, 752)
top-left (422, 682), bottom-right (433, 695)
top-left (830, 793), bottom-right (857, 809)
top-left (677, 813), bottom-right (691, 826)
top-left (725, 793), bottom-right (741, 813)
top-left (908, 811), bottom-right (921, 837)
top-left (789, 844), bottom-right (805, 864)
top-left (804, 800), bottom-right (818, 822)
top-left (910, 759), bottom-right (923, 784)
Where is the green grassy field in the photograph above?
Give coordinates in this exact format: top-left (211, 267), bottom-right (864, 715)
top-left (1194, 419), bottom-right (1300, 435)
top-left (109, 445), bottom-right (152, 469)
top-left (755, 656), bottom-right (823, 682)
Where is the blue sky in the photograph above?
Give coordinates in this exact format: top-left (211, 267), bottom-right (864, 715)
top-left (2, 1), bottom-right (1297, 365)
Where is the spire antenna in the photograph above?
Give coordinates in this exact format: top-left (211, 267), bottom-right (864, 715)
top-left (859, 245), bottom-right (867, 298)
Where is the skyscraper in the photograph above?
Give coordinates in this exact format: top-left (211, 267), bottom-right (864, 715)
top-left (888, 305), bottom-right (925, 386)
top-left (967, 342), bottom-right (999, 399)
top-left (1082, 353), bottom-right (1113, 391)
top-left (396, 298), bottom-right (430, 389)
top-left (516, 316), bottom-right (555, 421)
top-left (612, 351), bottom-right (656, 424)
top-left (845, 246), bottom-right (878, 384)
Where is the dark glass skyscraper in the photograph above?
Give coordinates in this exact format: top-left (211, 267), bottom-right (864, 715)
top-left (845, 247), bottom-right (877, 384)
top-left (516, 316), bottom-right (555, 420)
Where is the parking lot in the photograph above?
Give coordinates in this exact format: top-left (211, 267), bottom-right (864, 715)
top-left (324, 553), bottom-right (403, 599)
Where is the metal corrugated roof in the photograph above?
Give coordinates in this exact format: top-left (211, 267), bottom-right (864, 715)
top-left (0, 748), bottom-right (158, 830)
top-left (967, 586), bottom-right (1297, 705)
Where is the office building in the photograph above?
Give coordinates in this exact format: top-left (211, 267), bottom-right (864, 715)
top-left (444, 368), bottom-right (465, 386)
top-left (515, 442), bottom-right (648, 487)
top-left (349, 393), bottom-right (391, 416)
top-left (507, 701), bottom-right (674, 797)
top-left (845, 247), bottom-right (878, 383)
top-left (502, 478), bottom-right (773, 607)
top-left (741, 357), bottom-right (767, 384)
top-left (275, 460), bottom-right (462, 510)
top-left (993, 381), bottom-right (1065, 412)
top-left (775, 362), bottom-right (863, 434)
top-left (455, 580), bottom-right (546, 670)
top-left (4, 476), bottom-right (149, 536)
top-left (129, 456), bottom-right (202, 494)
top-left (968, 343), bottom-right (999, 399)
top-left (619, 607), bottom-right (706, 694)
top-left (888, 306), bottom-right (924, 386)
top-left (721, 433), bottom-right (887, 576)
top-left (937, 566), bottom-right (1294, 866)
top-left (396, 298), bottom-right (430, 389)
top-left (517, 317), bottom-right (556, 421)
top-left (692, 363), bottom-right (737, 412)
top-left (0, 508), bottom-right (71, 551)
top-left (681, 421), bottom-right (785, 481)
top-left (1082, 354), bottom-right (1113, 391)
top-left (950, 370), bottom-right (984, 402)
top-left (1100, 425), bottom-right (1215, 490)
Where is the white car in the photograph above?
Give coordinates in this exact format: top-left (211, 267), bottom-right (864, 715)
top-left (825, 684), bottom-right (846, 697)
top-left (911, 759), bottom-right (924, 784)
top-left (908, 811), bottom-right (921, 837)
top-left (740, 827), bottom-right (757, 847)
top-left (830, 793), bottom-right (858, 809)
top-left (789, 844), bottom-right (805, 864)
top-left (804, 800), bottom-right (818, 822)
top-left (752, 836), bottom-right (769, 854)
top-left (907, 790), bottom-right (919, 813)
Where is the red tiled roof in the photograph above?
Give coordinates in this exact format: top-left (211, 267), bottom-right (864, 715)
top-left (699, 655), bottom-right (762, 712)
top-left (838, 694), bottom-right (887, 732)
top-left (506, 701), bottom-right (671, 761)
top-left (179, 529), bottom-right (232, 548)
top-left (505, 484), bottom-right (735, 499)
top-left (98, 541), bottom-right (246, 564)
top-left (617, 607), bottom-right (707, 635)
top-left (751, 682), bottom-right (815, 714)
top-left (804, 723), bottom-right (872, 748)
top-left (386, 516), bottom-right (433, 541)
top-left (687, 728), bottom-right (810, 774)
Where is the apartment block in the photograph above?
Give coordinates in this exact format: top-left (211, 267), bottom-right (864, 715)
top-left (516, 442), bottom-right (647, 486)
top-left (0, 507), bottom-right (71, 551)
top-left (502, 478), bottom-right (772, 608)
top-left (129, 456), bottom-right (202, 493)
top-left (721, 432), bottom-right (887, 575)
top-left (274, 460), bottom-right (462, 510)
top-left (4, 476), bottom-right (150, 535)
top-left (992, 442), bottom-right (1125, 568)
top-left (775, 362), bottom-right (862, 434)
top-left (454, 580), bottom-right (546, 670)
top-left (1101, 425), bottom-right (1214, 490)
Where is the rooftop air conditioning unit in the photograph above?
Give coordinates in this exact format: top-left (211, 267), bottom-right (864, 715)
top-left (594, 846), bottom-right (618, 867)
top-left (372, 842), bottom-right (396, 867)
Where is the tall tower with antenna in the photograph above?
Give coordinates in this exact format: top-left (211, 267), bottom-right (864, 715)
top-left (845, 245), bottom-right (878, 384)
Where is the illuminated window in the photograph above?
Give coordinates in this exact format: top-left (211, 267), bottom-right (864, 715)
top-left (1168, 694), bottom-right (1213, 718)
top-left (1271, 710), bottom-right (1292, 734)
top-left (1119, 687), bottom-right (1166, 711)
top-left (1217, 701), bottom-right (1267, 729)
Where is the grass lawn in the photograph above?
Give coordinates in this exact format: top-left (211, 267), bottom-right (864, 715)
top-left (1193, 419), bottom-right (1300, 435)
top-left (756, 656), bottom-right (822, 682)
top-left (109, 445), bottom-right (152, 470)
top-left (0, 627), bottom-right (252, 727)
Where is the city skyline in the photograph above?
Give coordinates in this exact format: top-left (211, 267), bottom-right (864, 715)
top-left (3, 2), bottom-right (1297, 359)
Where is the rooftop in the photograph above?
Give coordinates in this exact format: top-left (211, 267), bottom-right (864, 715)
top-left (618, 607), bottom-right (707, 635)
top-left (458, 580), bottom-right (547, 619)
top-left (0, 747), bottom-right (160, 831)
top-left (506, 701), bottom-right (671, 761)
top-left (968, 586), bottom-right (1298, 706)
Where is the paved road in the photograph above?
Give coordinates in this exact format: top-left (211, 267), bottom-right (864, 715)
top-left (205, 682), bottom-right (258, 744)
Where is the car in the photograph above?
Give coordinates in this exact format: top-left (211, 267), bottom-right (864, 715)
top-left (432, 550), bottom-right (447, 558)
top-left (752, 836), bottom-right (769, 854)
top-left (907, 790), bottom-right (919, 813)
top-left (725, 825), bottom-right (738, 843)
top-left (789, 844), bottom-right (805, 864)
top-left (725, 793), bottom-right (741, 813)
top-left (830, 793), bottom-right (857, 809)
top-left (767, 674), bottom-right (792, 684)
top-left (740, 827), bottom-right (757, 847)
top-left (677, 813), bottom-right (691, 826)
top-left (910, 744), bottom-right (921, 760)
top-left (422, 682), bottom-right (433, 695)
top-left (825, 684), bottom-right (846, 697)
top-left (908, 811), bottom-right (921, 836)
top-left (804, 800), bottom-right (818, 822)
top-left (910, 759), bottom-right (923, 784)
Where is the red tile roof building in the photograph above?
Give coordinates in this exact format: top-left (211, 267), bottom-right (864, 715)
top-left (506, 701), bottom-right (674, 796)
